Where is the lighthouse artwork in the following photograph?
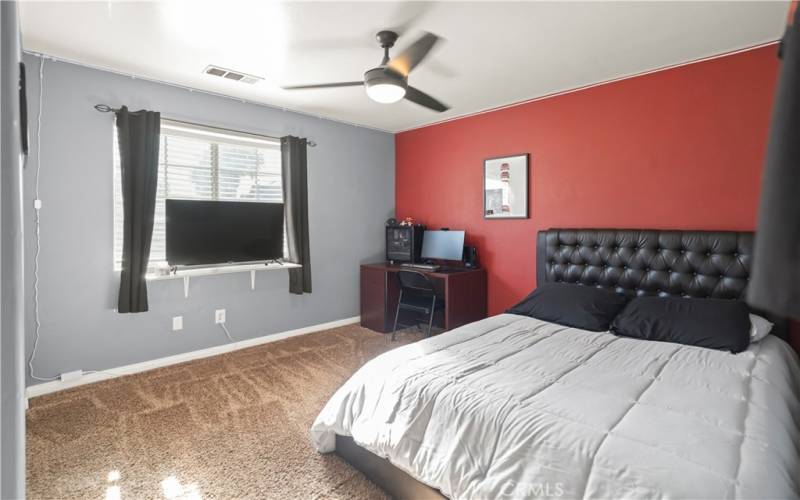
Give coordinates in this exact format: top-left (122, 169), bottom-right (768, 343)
top-left (483, 153), bottom-right (529, 219)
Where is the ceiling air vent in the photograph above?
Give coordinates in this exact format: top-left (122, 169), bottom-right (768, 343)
top-left (203, 65), bottom-right (263, 85)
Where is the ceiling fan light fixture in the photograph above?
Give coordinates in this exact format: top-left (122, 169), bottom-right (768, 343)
top-left (364, 67), bottom-right (407, 104)
top-left (367, 83), bottom-right (406, 103)
top-left (282, 31), bottom-right (448, 112)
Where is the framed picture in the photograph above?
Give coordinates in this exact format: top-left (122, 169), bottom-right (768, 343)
top-left (483, 153), bottom-right (529, 219)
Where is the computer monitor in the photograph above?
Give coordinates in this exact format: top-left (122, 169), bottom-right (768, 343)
top-left (421, 230), bottom-right (465, 261)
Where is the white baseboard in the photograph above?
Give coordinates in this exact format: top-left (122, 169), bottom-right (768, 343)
top-left (26, 316), bottom-right (361, 399)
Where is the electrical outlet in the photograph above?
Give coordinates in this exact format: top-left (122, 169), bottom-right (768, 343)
top-left (172, 316), bottom-right (183, 331)
top-left (215, 309), bottom-right (226, 324)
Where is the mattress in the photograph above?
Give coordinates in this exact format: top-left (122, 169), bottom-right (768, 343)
top-left (311, 314), bottom-right (800, 499)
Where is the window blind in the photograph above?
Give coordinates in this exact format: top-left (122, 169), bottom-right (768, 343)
top-left (113, 120), bottom-right (283, 269)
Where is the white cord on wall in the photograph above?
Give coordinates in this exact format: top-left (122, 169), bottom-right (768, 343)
top-left (28, 56), bottom-right (58, 382)
top-left (220, 324), bottom-right (236, 343)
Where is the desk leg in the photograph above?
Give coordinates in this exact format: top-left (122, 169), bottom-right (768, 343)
top-left (444, 271), bottom-right (488, 330)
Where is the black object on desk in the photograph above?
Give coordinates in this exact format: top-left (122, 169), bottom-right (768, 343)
top-left (386, 224), bottom-right (425, 263)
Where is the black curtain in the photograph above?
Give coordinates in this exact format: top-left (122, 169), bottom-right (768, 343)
top-left (281, 136), bottom-right (312, 294)
top-left (748, 7), bottom-right (800, 319)
top-left (116, 106), bottom-right (160, 313)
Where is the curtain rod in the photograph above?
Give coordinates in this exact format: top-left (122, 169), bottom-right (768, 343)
top-left (93, 104), bottom-right (317, 147)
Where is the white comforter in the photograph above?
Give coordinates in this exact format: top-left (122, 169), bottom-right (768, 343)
top-left (311, 315), bottom-right (800, 499)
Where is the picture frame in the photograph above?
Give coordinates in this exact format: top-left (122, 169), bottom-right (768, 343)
top-left (483, 153), bottom-right (529, 219)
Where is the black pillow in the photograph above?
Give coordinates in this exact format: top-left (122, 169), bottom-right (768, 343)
top-left (507, 283), bottom-right (628, 331)
top-left (610, 297), bottom-right (751, 353)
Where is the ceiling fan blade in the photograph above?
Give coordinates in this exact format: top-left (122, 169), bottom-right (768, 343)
top-left (387, 32), bottom-right (441, 77)
top-left (282, 81), bottom-right (364, 90)
top-left (405, 86), bottom-right (449, 112)
top-left (388, 1), bottom-right (434, 35)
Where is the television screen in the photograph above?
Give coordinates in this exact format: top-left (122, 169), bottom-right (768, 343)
top-left (421, 230), bottom-right (465, 261)
top-left (166, 199), bottom-right (284, 266)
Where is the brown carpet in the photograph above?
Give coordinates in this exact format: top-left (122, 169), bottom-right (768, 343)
top-left (27, 324), bottom-right (422, 499)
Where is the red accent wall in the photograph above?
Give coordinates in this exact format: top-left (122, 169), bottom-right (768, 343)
top-left (396, 46), bottom-right (798, 350)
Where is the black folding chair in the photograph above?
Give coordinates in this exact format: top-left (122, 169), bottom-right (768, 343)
top-left (391, 270), bottom-right (445, 341)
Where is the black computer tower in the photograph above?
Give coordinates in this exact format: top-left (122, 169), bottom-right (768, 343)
top-left (386, 224), bottom-right (425, 263)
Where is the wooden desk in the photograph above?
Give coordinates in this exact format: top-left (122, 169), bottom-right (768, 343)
top-left (360, 263), bottom-right (487, 333)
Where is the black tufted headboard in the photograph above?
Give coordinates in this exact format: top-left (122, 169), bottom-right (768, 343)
top-left (536, 228), bottom-right (788, 340)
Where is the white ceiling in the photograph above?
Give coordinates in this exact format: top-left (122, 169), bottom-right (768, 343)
top-left (19, 1), bottom-right (789, 133)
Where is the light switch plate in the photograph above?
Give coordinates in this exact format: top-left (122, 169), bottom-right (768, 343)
top-left (172, 316), bottom-right (183, 331)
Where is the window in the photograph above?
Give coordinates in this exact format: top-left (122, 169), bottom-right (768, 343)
top-left (113, 120), bottom-right (284, 270)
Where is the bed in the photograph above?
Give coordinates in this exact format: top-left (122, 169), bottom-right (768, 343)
top-left (311, 229), bottom-right (800, 499)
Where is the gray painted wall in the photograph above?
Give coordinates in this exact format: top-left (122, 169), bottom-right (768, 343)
top-left (2, 2), bottom-right (27, 498)
top-left (23, 53), bottom-right (394, 387)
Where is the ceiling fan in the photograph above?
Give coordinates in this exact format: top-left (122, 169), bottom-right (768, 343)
top-left (282, 30), bottom-right (449, 112)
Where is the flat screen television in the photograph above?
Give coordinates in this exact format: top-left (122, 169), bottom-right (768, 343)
top-left (166, 199), bottom-right (284, 266)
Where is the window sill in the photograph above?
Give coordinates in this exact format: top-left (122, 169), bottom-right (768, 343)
top-left (146, 262), bottom-right (301, 281)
